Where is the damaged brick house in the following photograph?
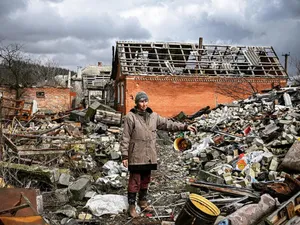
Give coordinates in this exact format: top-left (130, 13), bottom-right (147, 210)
top-left (81, 62), bottom-right (112, 105)
top-left (0, 85), bottom-right (74, 118)
top-left (111, 39), bottom-right (288, 117)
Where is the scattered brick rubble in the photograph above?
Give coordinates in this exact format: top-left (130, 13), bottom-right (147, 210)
top-left (0, 87), bottom-right (300, 225)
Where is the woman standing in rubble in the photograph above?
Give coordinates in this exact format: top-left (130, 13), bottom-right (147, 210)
top-left (120, 91), bottom-right (197, 218)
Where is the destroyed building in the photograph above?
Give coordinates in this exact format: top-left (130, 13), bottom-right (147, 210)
top-left (53, 62), bottom-right (113, 108)
top-left (81, 62), bottom-right (112, 105)
top-left (111, 39), bottom-right (288, 117)
top-left (0, 86), bottom-right (74, 117)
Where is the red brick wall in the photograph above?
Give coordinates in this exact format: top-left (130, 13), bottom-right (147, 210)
top-left (0, 86), bottom-right (71, 113)
top-left (118, 76), bottom-right (286, 117)
top-left (23, 87), bottom-right (71, 112)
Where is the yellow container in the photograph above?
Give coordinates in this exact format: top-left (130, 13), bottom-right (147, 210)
top-left (173, 137), bottom-right (192, 151)
top-left (175, 193), bottom-right (220, 225)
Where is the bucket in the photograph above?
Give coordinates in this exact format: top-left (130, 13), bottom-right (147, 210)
top-left (173, 137), bottom-right (192, 151)
top-left (175, 194), bottom-right (220, 225)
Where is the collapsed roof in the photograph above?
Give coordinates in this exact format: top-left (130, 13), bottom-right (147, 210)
top-left (115, 41), bottom-right (288, 78)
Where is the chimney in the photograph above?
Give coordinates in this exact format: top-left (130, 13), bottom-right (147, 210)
top-left (77, 66), bottom-right (82, 79)
top-left (67, 70), bottom-right (71, 88)
top-left (98, 62), bottom-right (103, 67)
top-left (199, 37), bottom-right (203, 49)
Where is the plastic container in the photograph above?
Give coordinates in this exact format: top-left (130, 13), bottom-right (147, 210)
top-left (175, 193), bottom-right (220, 225)
top-left (174, 137), bottom-right (192, 151)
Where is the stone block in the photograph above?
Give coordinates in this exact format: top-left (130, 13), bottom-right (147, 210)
top-left (193, 157), bottom-right (200, 163)
top-left (286, 134), bottom-right (295, 143)
top-left (268, 171), bottom-right (278, 181)
top-left (200, 153), bottom-right (207, 158)
top-left (254, 138), bottom-right (264, 146)
top-left (58, 173), bottom-right (71, 186)
top-left (226, 155), bottom-right (233, 163)
top-left (279, 120), bottom-right (292, 125)
top-left (269, 158), bottom-right (279, 171)
top-left (209, 150), bottom-right (220, 160)
top-left (263, 123), bottom-right (279, 135)
top-left (100, 136), bottom-right (110, 142)
top-left (54, 188), bottom-right (70, 204)
top-left (69, 178), bottom-right (90, 200)
top-left (223, 174), bottom-right (233, 185)
top-left (84, 191), bottom-right (97, 199)
top-left (110, 151), bottom-right (121, 160)
top-left (262, 153), bottom-right (273, 164)
top-left (289, 125), bottom-right (298, 135)
top-left (198, 170), bottom-right (224, 184)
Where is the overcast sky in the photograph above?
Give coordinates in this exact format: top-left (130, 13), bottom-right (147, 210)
top-left (0, 0), bottom-right (299, 74)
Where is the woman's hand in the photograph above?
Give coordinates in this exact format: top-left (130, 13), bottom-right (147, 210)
top-left (122, 159), bottom-right (128, 168)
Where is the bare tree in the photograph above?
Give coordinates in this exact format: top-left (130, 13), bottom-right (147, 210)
top-left (0, 43), bottom-right (33, 99)
top-left (216, 76), bottom-right (259, 100)
top-left (0, 43), bottom-right (65, 99)
top-left (32, 58), bottom-right (62, 85)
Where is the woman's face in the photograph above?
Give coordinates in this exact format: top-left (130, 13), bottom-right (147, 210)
top-left (137, 99), bottom-right (148, 111)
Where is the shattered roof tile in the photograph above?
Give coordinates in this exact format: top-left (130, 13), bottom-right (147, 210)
top-left (115, 41), bottom-right (287, 78)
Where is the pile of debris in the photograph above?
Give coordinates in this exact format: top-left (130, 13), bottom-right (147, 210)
top-left (172, 86), bottom-right (300, 224)
top-left (1, 87), bottom-right (300, 225)
top-left (0, 100), bottom-right (127, 224)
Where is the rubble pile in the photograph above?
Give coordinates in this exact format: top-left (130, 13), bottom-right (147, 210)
top-left (173, 87), bottom-right (300, 224)
top-left (0, 88), bottom-right (300, 225)
top-left (0, 101), bottom-right (128, 224)
top-left (182, 88), bottom-right (300, 187)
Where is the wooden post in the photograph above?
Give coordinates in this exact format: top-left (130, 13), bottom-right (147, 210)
top-left (0, 93), bottom-right (3, 160)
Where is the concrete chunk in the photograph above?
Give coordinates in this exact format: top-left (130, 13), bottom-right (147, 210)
top-left (223, 173), bottom-right (233, 185)
top-left (69, 178), bottom-right (90, 200)
top-left (58, 173), bottom-right (71, 186)
top-left (226, 155), bottom-right (233, 163)
top-left (263, 123), bottom-right (279, 135)
top-left (269, 158), bottom-right (279, 171)
top-left (198, 170), bottom-right (224, 184)
top-left (254, 138), bottom-right (264, 146)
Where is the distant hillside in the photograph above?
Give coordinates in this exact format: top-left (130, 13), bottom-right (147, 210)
top-left (0, 61), bottom-right (76, 86)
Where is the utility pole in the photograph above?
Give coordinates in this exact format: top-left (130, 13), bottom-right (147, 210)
top-left (282, 52), bottom-right (290, 74)
top-left (0, 92), bottom-right (3, 160)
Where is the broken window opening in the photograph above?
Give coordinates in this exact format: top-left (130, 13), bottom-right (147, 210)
top-left (36, 92), bottom-right (45, 98)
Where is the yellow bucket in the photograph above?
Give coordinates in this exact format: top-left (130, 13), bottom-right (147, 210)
top-left (175, 193), bottom-right (220, 225)
top-left (173, 137), bottom-right (192, 151)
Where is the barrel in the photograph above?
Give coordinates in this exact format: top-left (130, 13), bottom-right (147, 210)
top-left (175, 194), bottom-right (220, 225)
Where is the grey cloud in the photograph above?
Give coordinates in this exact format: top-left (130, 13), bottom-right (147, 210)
top-left (187, 15), bottom-right (254, 43)
top-left (42, 0), bottom-right (64, 2)
top-left (0, 0), bottom-right (151, 69)
top-left (48, 46), bottom-right (113, 71)
top-left (0, 9), bottom-right (150, 43)
top-left (24, 38), bottom-right (110, 55)
top-left (257, 0), bottom-right (300, 21)
top-left (0, 0), bottom-right (299, 72)
top-left (0, 0), bottom-right (27, 17)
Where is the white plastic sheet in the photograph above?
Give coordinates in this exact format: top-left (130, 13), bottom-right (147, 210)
top-left (102, 160), bottom-right (128, 176)
top-left (184, 137), bottom-right (214, 157)
top-left (85, 194), bottom-right (128, 216)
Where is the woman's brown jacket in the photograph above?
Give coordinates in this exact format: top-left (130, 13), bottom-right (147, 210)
top-left (120, 107), bottom-right (187, 171)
